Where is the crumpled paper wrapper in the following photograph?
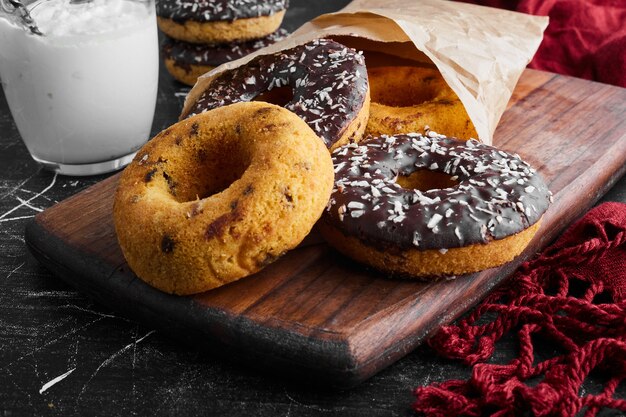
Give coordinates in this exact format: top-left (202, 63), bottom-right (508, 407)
top-left (182, 0), bottom-right (548, 145)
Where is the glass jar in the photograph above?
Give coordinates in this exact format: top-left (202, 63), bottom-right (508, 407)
top-left (0, 0), bottom-right (158, 175)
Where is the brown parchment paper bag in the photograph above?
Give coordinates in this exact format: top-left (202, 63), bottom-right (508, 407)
top-left (183, 0), bottom-right (548, 145)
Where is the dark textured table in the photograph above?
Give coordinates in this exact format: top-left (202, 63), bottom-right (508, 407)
top-left (1, 2), bottom-right (625, 416)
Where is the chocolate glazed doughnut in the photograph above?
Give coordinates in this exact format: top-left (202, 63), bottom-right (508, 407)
top-left (319, 133), bottom-right (553, 278)
top-left (157, 0), bottom-right (287, 22)
top-left (162, 29), bottom-right (289, 86)
top-left (183, 39), bottom-right (371, 151)
top-left (157, 0), bottom-right (288, 44)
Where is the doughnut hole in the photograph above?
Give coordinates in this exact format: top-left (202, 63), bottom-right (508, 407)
top-left (395, 170), bottom-right (458, 191)
top-left (254, 86), bottom-right (294, 108)
top-left (160, 128), bottom-right (253, 204)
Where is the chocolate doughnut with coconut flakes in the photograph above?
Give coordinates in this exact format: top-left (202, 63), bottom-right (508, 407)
top-left (182, 38), bottom-right (370, 150)
top-left (157, 0), bottom-right (288, 44)
top-left (319, 132), bottom-right (552, 278)
top-left (162, 28), bottom-right (289, 86)
top-left (157, 0), bottom-right (288, 22)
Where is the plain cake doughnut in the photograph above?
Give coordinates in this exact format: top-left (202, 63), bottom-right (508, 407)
top-left (366, 66), bottom-right (477, 140)
top-left (113, 102), bottom-right (334, 295)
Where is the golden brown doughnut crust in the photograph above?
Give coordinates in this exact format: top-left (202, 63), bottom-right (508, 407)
top-left (366, 66), bottom-right (478, 140)
top-left (164, 57), bottom-right (213, 86)
top-left (113, 102), bottom-right (334, 295)
top-left (319, 220), bottom-right (542, 278)
top-left (157, 11), bottom-right (285, 44)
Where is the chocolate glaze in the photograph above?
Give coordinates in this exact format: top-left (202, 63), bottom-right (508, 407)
top-left (184, 39), bottom-right (369, 149)
top-left (156, 0), bottom-right (288, 23)
top-left (162, 29), bottom-right (289, 71)
top-left (324, 133), bottom-right (552, 251)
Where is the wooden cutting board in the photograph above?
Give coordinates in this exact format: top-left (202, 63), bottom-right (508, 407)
top-left (25, 69), bottom-right (626, 387)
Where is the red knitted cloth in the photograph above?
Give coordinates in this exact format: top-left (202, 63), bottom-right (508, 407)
top-left (414, 202), bottom-right (626, 417)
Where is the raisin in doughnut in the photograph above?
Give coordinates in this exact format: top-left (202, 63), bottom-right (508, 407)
top-left (182, 38), bottom-right (370, 151)
top-left (319, 133), bottom-right (552, 278)
top-left (113, 102), bottom-right (334, 295)
top-left (366, 67), bottom-right (477, 140)
top-left (157, 0), bottom-right (287, 44)
top-left (162, 29), bottom-right (288, 86)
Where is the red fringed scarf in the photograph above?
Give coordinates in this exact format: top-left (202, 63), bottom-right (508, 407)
top-left (414, 202), bottom-right (626, 417)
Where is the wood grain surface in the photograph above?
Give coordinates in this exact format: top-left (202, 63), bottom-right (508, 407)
top-left (25, 69), bottom-right (626, 387)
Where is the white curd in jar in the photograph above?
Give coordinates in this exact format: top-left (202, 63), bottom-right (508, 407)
top-left (0, 0), bottom-right (158, 166)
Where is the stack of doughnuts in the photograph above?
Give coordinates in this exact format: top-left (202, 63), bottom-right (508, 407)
top-left (157, 0), bottom-right (289, 85)
top-left (114, 37), bottom-right (553, 295)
